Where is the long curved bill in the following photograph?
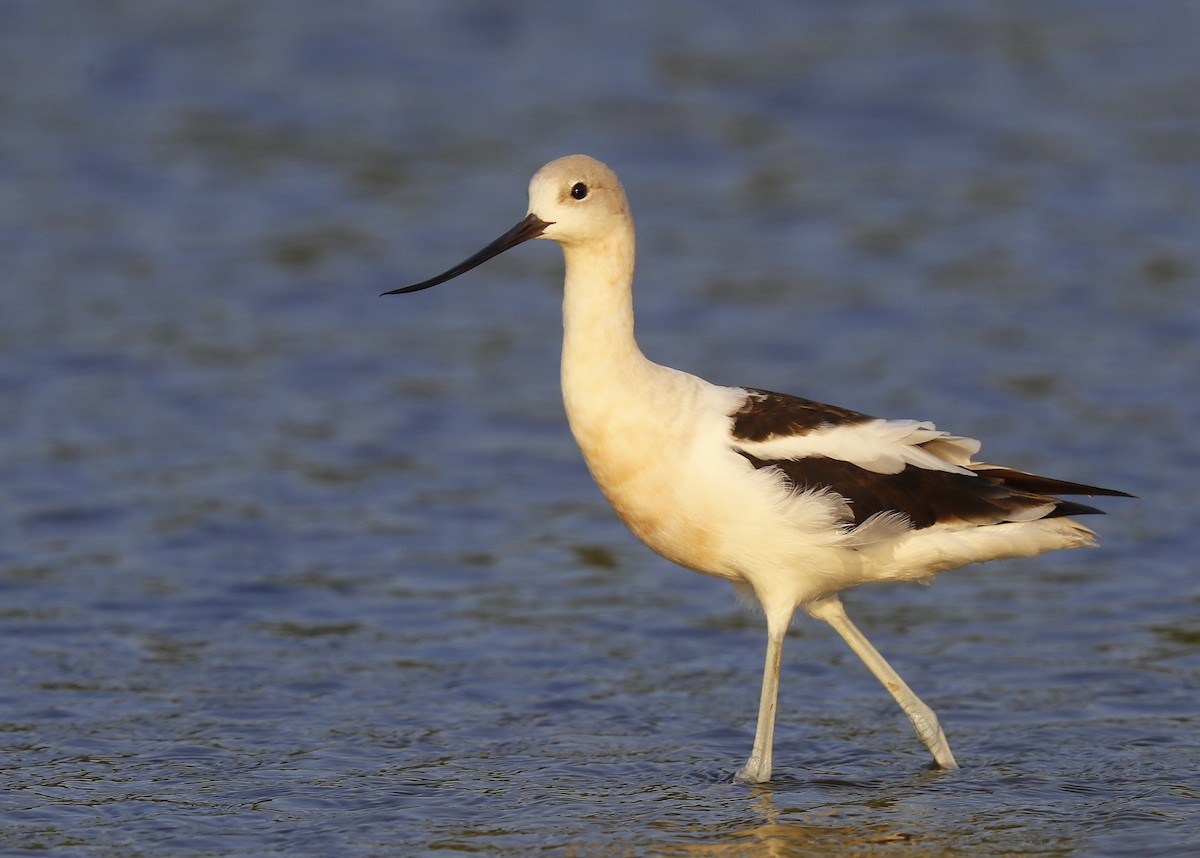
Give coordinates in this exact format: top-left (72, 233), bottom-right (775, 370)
top-left (382, 213), bottom-right (553, 295)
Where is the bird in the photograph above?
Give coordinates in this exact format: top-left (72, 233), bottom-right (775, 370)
top-left (384, 154), bottom-right (1130, 783)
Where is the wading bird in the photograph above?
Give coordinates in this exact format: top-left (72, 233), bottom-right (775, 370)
top-left (386, 155), bottom-right (1129, 783)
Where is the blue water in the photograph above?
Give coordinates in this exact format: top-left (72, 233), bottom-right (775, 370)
top-left (1, 2), bottom-right (1197, 855)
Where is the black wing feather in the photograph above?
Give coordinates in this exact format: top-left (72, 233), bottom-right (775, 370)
top-left (737, 453), bottom-right (1118, 529)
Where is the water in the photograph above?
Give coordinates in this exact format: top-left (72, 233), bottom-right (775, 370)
top-left (1, 1), bottom-right (1197, 854)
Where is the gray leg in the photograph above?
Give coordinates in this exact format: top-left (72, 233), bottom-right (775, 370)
top-left (736, 625), bottom-right (786, 784)
top-left (808, 597), bottom-right (958, 769)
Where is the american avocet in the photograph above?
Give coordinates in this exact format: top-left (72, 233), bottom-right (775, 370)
top-left (386, 155), bottom-right (1130, 783)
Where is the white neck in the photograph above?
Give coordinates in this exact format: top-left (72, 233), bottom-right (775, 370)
top-left (558, 221), bottom-right (665, 444)
top-left (560, 222), bottom-right (648, 375)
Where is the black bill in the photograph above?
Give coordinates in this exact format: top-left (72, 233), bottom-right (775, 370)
top-left (382, 213), bottom-right (553, 295)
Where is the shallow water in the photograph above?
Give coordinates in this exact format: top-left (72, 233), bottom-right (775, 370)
top-left (1, 2), bottom-right (1197, 855)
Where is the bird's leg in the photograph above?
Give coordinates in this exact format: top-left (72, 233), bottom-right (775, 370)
top-left (808, 596), bottom-right (959, 770)
top-left (735, 623), bottom-right (786, 784)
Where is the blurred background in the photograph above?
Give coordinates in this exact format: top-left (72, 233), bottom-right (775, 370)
top-left (1, 2), bottom-right (1196, 855)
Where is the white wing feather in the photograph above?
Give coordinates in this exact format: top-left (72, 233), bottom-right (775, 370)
top-left (735, 418), bottom-right (982, 476)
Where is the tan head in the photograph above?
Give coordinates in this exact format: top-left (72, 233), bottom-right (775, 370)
top-left (527, 155), bottom-right (630, 247)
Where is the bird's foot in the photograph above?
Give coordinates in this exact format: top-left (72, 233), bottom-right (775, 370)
top-left (932, 744), bottom-right (959, 770)
top-left (734, 756), bottom-right (771, 784)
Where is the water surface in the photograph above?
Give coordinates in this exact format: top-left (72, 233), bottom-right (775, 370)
top-left (1, 2), bottom-right (1197, 855)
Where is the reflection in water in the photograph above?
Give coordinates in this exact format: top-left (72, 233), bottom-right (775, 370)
top-left (652, 788), bottom-right (927, 857)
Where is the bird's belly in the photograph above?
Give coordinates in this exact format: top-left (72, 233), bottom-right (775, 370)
top-left (577, 435), bottom-right (752, 579)
top-left (598, 474), bottom-right (730, 574)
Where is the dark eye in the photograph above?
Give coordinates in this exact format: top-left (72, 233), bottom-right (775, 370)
top-left (570, 182), bottom-right (588, 200)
